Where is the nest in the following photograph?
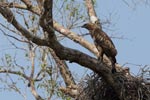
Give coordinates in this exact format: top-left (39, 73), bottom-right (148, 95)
top-left (76, 69), bottom-right (150, 100)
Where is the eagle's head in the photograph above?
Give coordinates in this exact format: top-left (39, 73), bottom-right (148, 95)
top-left (81, 23), bottom-right (96, 30)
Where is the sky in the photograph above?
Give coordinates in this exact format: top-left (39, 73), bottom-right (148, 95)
top-left (96, 0), bottom-right (150, 74)
top-left (0, 0), bottom-right (150, 100)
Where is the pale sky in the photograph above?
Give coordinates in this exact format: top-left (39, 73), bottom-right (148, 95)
top-left (96, 0), bottom-right (150, 74)
top-left (0, 0), bottom-right (150, 99)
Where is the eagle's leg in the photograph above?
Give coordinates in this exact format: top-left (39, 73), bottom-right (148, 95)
top-left (98, 54), bottom-right (103, 62)
top-left (109, 57), bottom-right (117, 73)
top-left (98, 49), bottom-right (104, 63)
top-left (112, 63), bottom-right (116, 73)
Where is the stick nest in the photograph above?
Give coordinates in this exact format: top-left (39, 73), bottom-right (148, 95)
top-left (76, 67), bottom-right (150, 100)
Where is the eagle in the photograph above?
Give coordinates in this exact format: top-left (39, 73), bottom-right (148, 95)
top-left (82, 23), bottom-right (117, 73)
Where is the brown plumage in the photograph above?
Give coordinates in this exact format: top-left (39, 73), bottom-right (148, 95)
top-left (82, 23), bottom-right (117, 73)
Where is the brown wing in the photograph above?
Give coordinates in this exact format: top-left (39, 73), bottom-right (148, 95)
top-left (92, 28), bottom-right (117, 57)
top-left (93, 28), bottom-right (117, 73)
top-left (82, 23), bottom-right (117, 73)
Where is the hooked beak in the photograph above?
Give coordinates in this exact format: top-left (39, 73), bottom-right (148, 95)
top-left (81, 24), bottom-right (86, 28)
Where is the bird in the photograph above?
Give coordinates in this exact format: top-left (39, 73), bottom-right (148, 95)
top-left (82, 23), bottom-right (117, 73)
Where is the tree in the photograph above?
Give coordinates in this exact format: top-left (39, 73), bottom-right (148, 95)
top-left (0, 0), bottom-right (149, 100)
top-left (81, 22), bottom-right (117, 73)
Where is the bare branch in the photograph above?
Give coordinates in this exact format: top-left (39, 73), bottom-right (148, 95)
top-left (0, 69), bottom-right (29, 80)
top-left (0, 67), bottom-right (44, 100)
top-left (39, 0), bottom-right (54, 39)
top-left (0, 7), bottom-right (48, 46)
top-left (0, 1), bottom-right (100, 58)
top-left (84, 0), bottom-right (124, 99)
top-left (29, 46), bottom-right (36, 78)
top-left (0, 1), bottom-right (124, 99)
top-left (53, 21), bottom-right (99, 57)
top-left (85, 0), bottom-right (99, 24)
top-left (0, 1), bottom-right (114, 87)
top-left (0, 28), bottom-right (30, 44)
top-left (29, 80), bottom-right (44, 100)
top-left (49, 48), bottom-right (76, 86)
top-left (0, 2), bottom-right (27, 9)
top-left (12, 1), bottom-right (119, 97)
top-left (21, 0), bottom-right (32, 8)
top-left (0, 2), bottom-right (40, 15)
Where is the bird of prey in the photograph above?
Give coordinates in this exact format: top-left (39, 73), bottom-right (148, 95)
top-left (82, 23), bottom-right (117, 73)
